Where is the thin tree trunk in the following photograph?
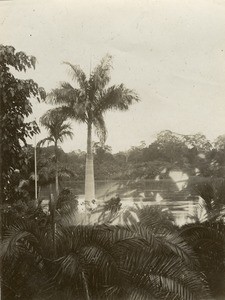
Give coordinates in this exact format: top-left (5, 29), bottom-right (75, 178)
top-left (34, 142), bottom-right (38, 205)
top-left (0, 104), bottom-right (2, 241)
top-left (49, 184), bottom-right (56, 258)
top-left (81, 271), bottom-right (91, 300)
top-left (85, 122), bottom-right (95, 202)
top-left (0, 114), bottom-right (2, 203)
top-left (55, 141), bottom-right (59, 197)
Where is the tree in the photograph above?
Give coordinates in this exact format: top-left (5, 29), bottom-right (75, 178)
top-left (47, 54), bottom-right (139, 202)
top-left (210, 135), bottom-right (225, 177)
top-left (38, 109), bottom-right (73, 196)
top-left (141, 131), bottom-right (213, 177)
top-left (153, 130), bottom-right (188, 165)
top-left (183, 133), bottom-right (212, 153)
top-left (0, 44), bottom-right (45, 203)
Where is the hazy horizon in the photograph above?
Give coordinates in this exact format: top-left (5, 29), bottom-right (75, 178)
top-left (1, 0), bottom-right (225, 153)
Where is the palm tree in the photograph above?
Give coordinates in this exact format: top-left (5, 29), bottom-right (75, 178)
top-left (2, 217), bottom-right (209, 300)
top-left (38, 109), bottom-right (73, 196)
top-left (47, 54), bottom-right (139, 202)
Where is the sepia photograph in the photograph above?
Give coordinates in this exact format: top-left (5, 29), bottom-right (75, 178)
top-left (1, 0), bottom-right (225, 299)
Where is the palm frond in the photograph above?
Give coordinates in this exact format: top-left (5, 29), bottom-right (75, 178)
top-left (180, 223), bottom-right (225, 249)
top-left (93, 113), bottom-right (107, 144)
top-left (40, 108), bottom-right (67, 127)
top-left (37, 137), bottom-right (55, 147)
top-left (46, 85), bottom-right (81, 107)
top-left (179, 221), bottom-right (225, 298)
top-left (57, 105), bottom-right (86, 123)
top-left (123, 205), bottom-right (175, 232)
top-left (126, 208), bottom-right (197, 267)
top-left (90, 54), bottom-right (113, 91)
top-left (58, 130), bottom-right (74, 143)
top-left (63, 62), bottom-right (88, 91)
top-left (120, 249), bottom-right (208, 300)
top-left (2, 220), bottom-right (45, 268)
top-left (95, 84), bottom-right (140, 113)
top-left (2, 221), bottom-right (212, 300)
top-left (129, 288), bottom-right (158, 300)
top-left (59, 122), bottom-right (73, 131)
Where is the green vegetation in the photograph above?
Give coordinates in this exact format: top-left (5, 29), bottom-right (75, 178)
top-left (2, 207), bottom-right (211, 300)
top-left (1, 45), bottom-right (225, 300)
top-left (0, 45), bottom-right (45, 205)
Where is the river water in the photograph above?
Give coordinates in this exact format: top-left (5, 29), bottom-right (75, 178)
top-left (61, 174), bottom-right (203, 226)
top-left (40, 171), bottom-right (207, 226)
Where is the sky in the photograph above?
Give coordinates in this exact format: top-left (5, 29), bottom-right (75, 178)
top-left (1, 0), bottom-right (225, 153)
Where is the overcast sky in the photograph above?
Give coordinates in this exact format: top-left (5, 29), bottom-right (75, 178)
top-left (1, 0), bottom-right (225, 153)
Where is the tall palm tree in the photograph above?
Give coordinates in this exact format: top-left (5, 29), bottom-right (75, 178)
top-left (47, 54), bottom-right (139, 202)
top-left (38, 109), bottom-right (73, 196)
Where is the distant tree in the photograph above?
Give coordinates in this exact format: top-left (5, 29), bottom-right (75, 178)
top-left (0, 45), bottom-right (45, 203)
top-left (150, 130), bottom-right (188, 165)
top-left (34, 145), bottom-right (58, 187)
top-left (142, 131), bottom-right (213, 176)
top-left (126, 141), bottom-right (147, 163)
top-left (93, 142), bottom-right (112, 163)
top-left (210, 135), bottom-right (225, 177)
top-left (214, 135), bottom-right (225, 151)
top-left (38, 109), bottom-right (73, 195)
top-left (183, 133), bottom-right (212, 153)
top-left (47, 54), bottom-right (139, 202)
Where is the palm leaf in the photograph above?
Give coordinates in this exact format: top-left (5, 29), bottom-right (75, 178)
top-left (58, 130), bottom-right (74, 142)
top-left (93, 113), bottom-right (107, 144)
top-left (58, 105), bottom-right (87, 123)
top-left (37, 137), bottom-right (55, 147)
top-left (2, 220), bottom-right (46, 277)
top-left (90, 54), bottom-right (113, 91)
top-left (63, 62), bottom-right (88, 91)
top-left (47, 85), bottom-right (82, 107)
top-left (95, 84), bottom-right (140, 113)
top-left (121, 249), bottom-right (208, 300)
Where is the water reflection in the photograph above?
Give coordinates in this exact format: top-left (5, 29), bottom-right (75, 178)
top-left (40, 171), bottom-right (204, 226)
top-left (109, 197), bottom-right (199, 226)
top-left (93, 171), bottom-right (199, 226)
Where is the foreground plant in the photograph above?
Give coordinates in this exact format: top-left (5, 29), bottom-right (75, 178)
top-left (180, 218), bottom-right (225, 299)
top-left (2, 210), bottom-right (210, 300)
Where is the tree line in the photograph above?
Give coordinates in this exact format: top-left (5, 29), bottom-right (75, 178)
top-left (32, 130), bottom-right (225, 186)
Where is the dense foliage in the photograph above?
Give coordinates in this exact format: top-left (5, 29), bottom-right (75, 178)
top-left (2, 205), bottom-right (216, 300)
top-left (0, 45), bottom-right (45, 203)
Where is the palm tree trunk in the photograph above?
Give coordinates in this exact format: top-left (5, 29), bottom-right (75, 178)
top-left (55, 141), bottom-right (59, 197)
top-left (85, 122), bottom-right (95, 202)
